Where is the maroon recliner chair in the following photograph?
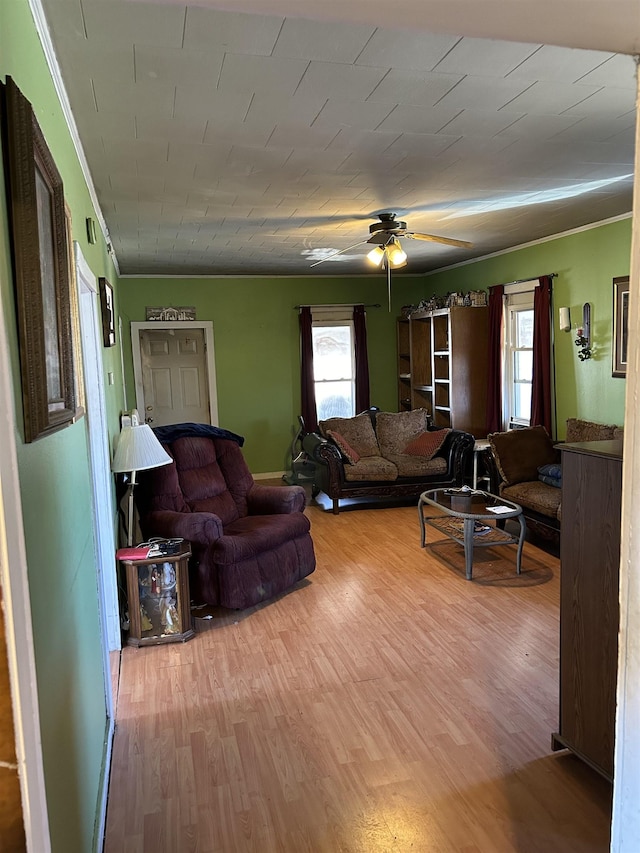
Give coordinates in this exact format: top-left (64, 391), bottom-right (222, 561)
top-left (135, 433), bottom-right (316, 609)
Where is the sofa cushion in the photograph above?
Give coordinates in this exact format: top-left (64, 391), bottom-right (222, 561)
top-left (319, 412), bottom-right (380, 457)
top-left (214, 512), bottom-right (311, 564)
top-left (404, 428), bottom-right (451, 459)
top-left (387, 454), bottom-right (449, 478)
top-left (489, 426), bottom-right (557, 486)
top-left (375, 409), bottom-right (431, 458)
top-left (343, 455), bottom-right (398, 482)
top-left (502, 481), bottom-right (562, 520)
top-left (565, 417), bottom-right (618, 442)
top-left (326, 429), bottom-right (360, 464)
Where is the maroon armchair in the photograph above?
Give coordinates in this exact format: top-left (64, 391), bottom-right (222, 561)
top-left (135, 433), bottom-right (316, 609)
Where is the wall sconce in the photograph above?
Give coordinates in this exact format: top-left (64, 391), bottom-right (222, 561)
top-left (559, 306), bottom-right (571, 331)
top-left (86, 216), bottom-right (97, 244)
top-left (575, 302), bottom-right (592, 361)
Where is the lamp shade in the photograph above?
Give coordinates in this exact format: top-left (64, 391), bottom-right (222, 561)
top-left (366, 245), bottom-right (385, 266)
top-left (111, 424), bottom-right (172, 473)
top-left (387, 240), bottom-right (407, 267)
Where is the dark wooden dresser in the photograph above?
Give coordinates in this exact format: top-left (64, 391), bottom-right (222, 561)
top-left (552, 439), bottom-right (623, 781)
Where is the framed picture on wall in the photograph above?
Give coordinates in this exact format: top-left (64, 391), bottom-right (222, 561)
top-left (1, 77), bottom-right (76, 442)
top-left (99, 277), bottom-right (116, 347)
top-left (612, 275), bottom-right (629, 378)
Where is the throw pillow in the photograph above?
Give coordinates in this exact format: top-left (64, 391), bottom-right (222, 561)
top-left (326, 430), bottom-right (361, 464)
top-left (488, 425), bottom-right (557, 486)
top-left (404, 428), bottom-right (451, 459)
top-left (318, 412), bottom-right (380, 457)
top-left (375, 409), bottom-right (431, 458)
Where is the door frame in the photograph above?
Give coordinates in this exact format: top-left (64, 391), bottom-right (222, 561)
top-left (74, 243), bottom-right (116, 851)
top-left (0, 264), bottom-right (51, 850)
top-left (131, 321), bottom-right (219, 425)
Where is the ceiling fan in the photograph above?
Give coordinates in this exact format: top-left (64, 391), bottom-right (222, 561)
top-left (310, 212), bottom-right (473, 310)
top-left (310, 212), bottom-right (472, 267)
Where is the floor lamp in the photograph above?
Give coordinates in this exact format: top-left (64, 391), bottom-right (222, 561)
top-left (111, 423), bottom-right (172, 546)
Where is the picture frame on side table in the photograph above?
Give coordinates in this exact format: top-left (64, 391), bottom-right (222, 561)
top-left (99, 277), bottom-right (116, 347)
top-left (1, 77), bottom-right (76, 442)
top-left (613, 275), bottom-right (629, 378)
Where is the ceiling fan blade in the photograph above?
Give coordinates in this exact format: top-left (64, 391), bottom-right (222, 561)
top-left (408, 232), bottom-right (473, 249)
top-left (309, 240), bottom-right (369, 267)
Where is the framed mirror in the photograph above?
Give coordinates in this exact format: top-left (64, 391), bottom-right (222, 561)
top-left (613, 276), bottom-right (629, 378)
top-left (2, 77), bottom-right (76, 441)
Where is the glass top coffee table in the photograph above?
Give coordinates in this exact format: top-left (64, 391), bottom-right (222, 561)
top-left (418, 488), bottom-right (525, 580)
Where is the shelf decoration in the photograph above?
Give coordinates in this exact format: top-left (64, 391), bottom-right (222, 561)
top-left (145, 306), bottom-right (196, 321)
top-left (403, 289), bottom-right (488, 316)
top-left (575, 302), bottom-right (592, 361)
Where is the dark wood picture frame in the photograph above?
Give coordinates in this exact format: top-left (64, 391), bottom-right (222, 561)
top-left (99, 277), bottom-right (116, 347)
top-left (2, 77), bottom-right (76, 442)
top-left (613, 275), bottom-right (629, 378)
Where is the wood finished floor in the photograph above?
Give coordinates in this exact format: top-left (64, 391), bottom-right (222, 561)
top-left (104, 498), bottom-right (612, 853)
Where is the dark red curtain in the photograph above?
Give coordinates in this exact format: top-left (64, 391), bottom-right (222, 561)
top-left (486, 285), bottom-right (504, 434)
top-left (353, 304), bottom-right (370, 413)
top-left (299, 307), bottom-right (318, 433)
top-left (531, 275), bottom-right (552, 433)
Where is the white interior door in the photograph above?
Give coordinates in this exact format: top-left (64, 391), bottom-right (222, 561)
top-left (132, 321), bottom-right (218, 427)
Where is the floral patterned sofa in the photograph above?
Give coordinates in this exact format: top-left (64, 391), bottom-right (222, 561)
top-left (302, 408), bottom-right (474, 514)
top-left (487, 418), bottom-right (623, 538)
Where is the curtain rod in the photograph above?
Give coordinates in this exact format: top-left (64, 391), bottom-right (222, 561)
top-left (294, 302), bottom-right (381, 310)
top-left (488, 273), bottom-right (557, 288)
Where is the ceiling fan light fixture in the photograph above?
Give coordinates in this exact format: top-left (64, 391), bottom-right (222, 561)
top-left (366, 245), bottom-right (385, 266)
top-left (387, 239), bottom-right (407, 267)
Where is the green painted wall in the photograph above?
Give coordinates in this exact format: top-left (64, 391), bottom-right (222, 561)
top-left (118, 273), bottom-right (423, 472)
top-left (395, 218), bottom-right (632, 436)
top-left (120, 217), bottom-right (631, 473)
top-left (1, 1), bottom-right (124, 850)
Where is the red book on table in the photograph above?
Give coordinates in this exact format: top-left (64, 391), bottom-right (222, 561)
top-left (116, 546), bottom-right (152, 561)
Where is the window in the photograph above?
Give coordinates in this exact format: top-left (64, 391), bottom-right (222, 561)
top-left (503, 288), bottom-right (535, 430)
top-left (312, 320), bottom-right (355, 421)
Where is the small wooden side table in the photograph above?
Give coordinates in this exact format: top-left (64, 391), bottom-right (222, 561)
top-left (472, 439), bottom-right (492, 490)
top-left (119, 544), bottom-right (194, 646)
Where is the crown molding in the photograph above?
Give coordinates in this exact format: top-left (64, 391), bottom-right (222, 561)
top-left (29, 0), bottom-right (119, 275)
top-left (424, 212), bottom-right (633, 277)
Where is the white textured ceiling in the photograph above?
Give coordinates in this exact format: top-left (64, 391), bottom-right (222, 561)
top-left (38, 0), bottom-right (639, 276)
